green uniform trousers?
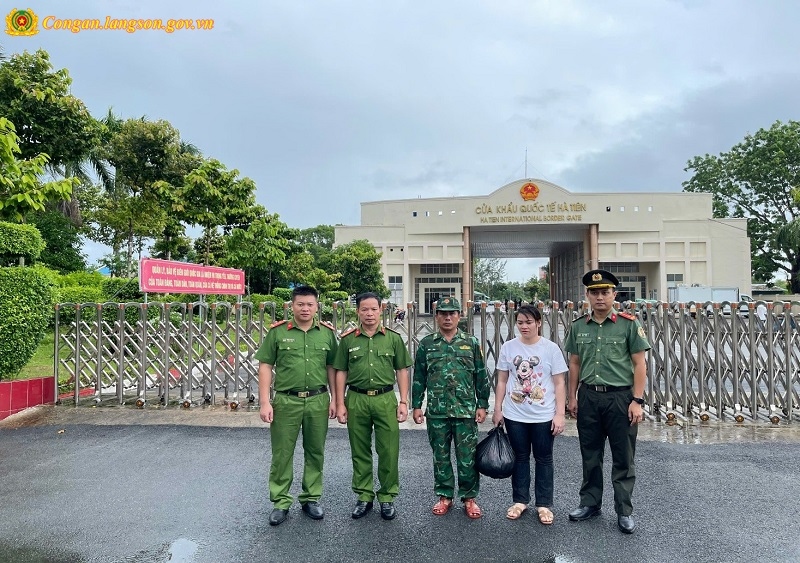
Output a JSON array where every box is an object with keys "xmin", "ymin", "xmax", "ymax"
[
  {"xmin": 269, "ymin": 392, "xmax": 330, "ymax": 509},
  {"xmin": 576, "ymin": 386, "xmax": 637, "ymax": 515},
  {"xmin": 345, "ymin": 391, "xmax": 400, "ymax": 502},
  {"xmin": 426, "ymin": 417, "xmax": 479, "ymax": 500}
]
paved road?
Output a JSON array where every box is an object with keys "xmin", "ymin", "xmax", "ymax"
[{"xmin": 1, "ymin": 406, "xmax": 800, "ymax": 563}]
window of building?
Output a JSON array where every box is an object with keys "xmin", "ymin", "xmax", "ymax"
[
  {"xmin": 388, "ymin": 276, "xmax": 403, "ymax": 284},
  {"xmin": 420, "ymin": 264, "xmax": 460, "ymax": 274},
  {"xmin": 412, "ymin": 211, "xmax": 418, "ymax": 217},
  {"xmin": 666, "ymin": 274, "xmax": 683, "ymax": 282},
  {"xmin": 620, "ymin": 206, "xmax": 625, "ymax": 212},
  {"xmin": 599, "ymin": 262, "xmax": 640, "ymax": 273}
]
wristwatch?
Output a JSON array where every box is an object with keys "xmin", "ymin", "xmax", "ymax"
[{"xmin": 632, "ymin": 396, "xmax": 645, "ymax": 405}]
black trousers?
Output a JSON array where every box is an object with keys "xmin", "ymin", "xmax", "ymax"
[{"xmin": 576, "ymin": 385, "xmax": 637, "ymax": 515}]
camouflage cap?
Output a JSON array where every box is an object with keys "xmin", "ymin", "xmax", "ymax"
[{"xmin": 436, "ymin": 296, "xmax": 461, "ymax": 312}]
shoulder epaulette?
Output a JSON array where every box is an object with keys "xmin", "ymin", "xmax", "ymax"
[
  {"xmin": 572, "ymin": 314, "xmax": 588, "ymax": 323},
  {"xmin": 618, "ymin": 312, "xmax": 636, "ymax": 321},
  {"xmin": 320, "ymin": 320, "xmax": 336, "ymax": 330},
  {"xmin": 340, "ymin": 327, "xmax": 357, "ymax": 338},
  {"xmin": 384, "ymin": 325, "xmax": 401, "ymax": 335},
  {"xmin": 270, "ymin": 319, "xmax": 287, "ymax": 329}
]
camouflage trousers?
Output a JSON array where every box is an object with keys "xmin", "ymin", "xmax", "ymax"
[{"xmin": 426, "ymin": 417, "xmax": 479, "ymax": 500}]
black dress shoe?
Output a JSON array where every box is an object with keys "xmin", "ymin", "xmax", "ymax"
[
  {"xmin": 618, "ymin": 514, "xmax": 636, "ymax": 534},
  {"xmin": 380, "ymin": 502, "xmax": 396, "ymax": 520},
  {"xmin": 269, "ymin": 508, "xmax": 288, "ymax": 526},
  {"xmin": 568, "ymin": 505, "xmax": 601, "ymax": 521},
  {"xmin": 301, "ymin": 501, "xmax": 324, "ymax": 520},
  {"xmin": 351, "ymin": 500, "xmax": 373, "ymax": 519}
]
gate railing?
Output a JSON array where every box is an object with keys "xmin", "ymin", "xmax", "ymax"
[{"xmin": 54, "ymin": 299, "xmax": 799, "ymax": 424}]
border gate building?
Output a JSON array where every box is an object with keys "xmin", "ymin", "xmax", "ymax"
[{"xmin": 333, "ymin": 179, "xmax": 751, "ymax": 313}]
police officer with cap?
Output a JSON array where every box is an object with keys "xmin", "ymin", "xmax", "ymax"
[{"xmin": 563, "ymin": 269, "xmax": 650, "ymax": 534}]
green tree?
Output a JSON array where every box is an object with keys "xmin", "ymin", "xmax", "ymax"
[
  {"xmin": 151, "ymin": 233, "xmax": 196, "ymax": 262},
  {"xmin": 90, "ymin": 118, "xmax": 198, "ymax": 274},
  {"xmin": 683, "ymin": 120, "xmax": 800, "ymax": 290},
  {"xmin": 192, "ymin": 228, "xmax": 225, "ymax": 266},
  {"xmin": 27, "ymin": 209, "xmax": 86, "ymax": 272},
  {"xmin": 297, "ymin": 224, "xmax": 335, "ymax": 268},
  {"xmin": 0, "ymin": 117, "xmax": 77, "ymax": 224},
  {"xmin": 472, "ymin": 258, "xmax": 507, "ymax": 299},
  {"xmin": 224, "ymin": 211, "xmax": 294, "ymax": 293},
  {"xmin": 0, "ymin": 49, "xmax": 100, "ymax": 167},
  {"xmin": 331, "ymin": 239, "xmax": 388, "ymax": 297},
  {"xmin": 167, "ymin": 158, "xmax": 257, "ymax": 265},
  {"xmin": 286, "ymin": 251, "xmax": 341, "ymax": 295},
  {"xmin": 524, "ymin": 275, "xmax": 550, "ymax": 301}
]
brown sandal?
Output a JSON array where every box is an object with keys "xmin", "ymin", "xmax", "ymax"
[
  {"xmin": 506, "ymin": 503, "xmax": 528, "ymax": 520},
  {"xmin": 432, "ymin": 497, "xmax": 453, "ymax": 515},
  {"xmin": 536, "ymin": 506, "xmax": 554, "ymax": 525},
  {"xmin": 464, "ymin": 498, "xmax": 482, "ymax": 519}
]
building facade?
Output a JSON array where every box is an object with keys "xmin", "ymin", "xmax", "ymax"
[{"xmin": 334, "ymin": 179, "xmax": 751, "ymax": 313}]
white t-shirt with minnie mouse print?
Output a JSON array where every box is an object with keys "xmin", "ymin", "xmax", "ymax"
[{"xmin": 496, "ymin": 337, "xmax": 568, "ymax": 423}]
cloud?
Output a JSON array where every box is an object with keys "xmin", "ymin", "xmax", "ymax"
[{"xmin": 5, "ymin": 0, "xmax": 800, "ymax": 266}]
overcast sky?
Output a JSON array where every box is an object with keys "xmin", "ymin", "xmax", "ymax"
[{"xmin": 5, "ymin": 0, "xmax": 800, "ymax": 281}]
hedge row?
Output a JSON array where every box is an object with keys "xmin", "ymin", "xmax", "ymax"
[
  {"xmin": 0, "ymin": 266, "xmax": 55, "ymax": 378},
  {"xmin": 0, "ymin": 222, "xmax": 45, "ymax": 265}
]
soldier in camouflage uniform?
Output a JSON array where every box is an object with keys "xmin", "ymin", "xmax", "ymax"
[{"xmin": 412, "ymin": 296, "xmax": 490, "ymax": 519}]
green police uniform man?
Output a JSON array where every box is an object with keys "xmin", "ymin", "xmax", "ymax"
[
  {"xmin": 563, "ymin": 269, "xmax": 650, "ymax": 534},
  {"xmin": 255, "ymin": 285, "xmax": 338, "ymax": 527},
  {"xmin": 334, "ymin": 292, "xmax": 412, "ymax": 521},
  {"xmin": 412, "ymin": 296, "xmax": 490, "ymax": 519}
]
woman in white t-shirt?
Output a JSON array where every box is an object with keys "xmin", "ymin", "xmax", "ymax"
[{"xmin": 492, "ymin": 304, "xmax": 567, "ymax": 525}]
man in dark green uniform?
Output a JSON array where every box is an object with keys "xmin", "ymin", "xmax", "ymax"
[
  {"xmin": 564, "ymin": 270, "xmax": 650, "ymax": 534},
  {"xmin": 334, "ymin": 292, "xmax": 412, "ymax": 521},
  {"xmin": 256, "ymin": 285, "xmax": 338, "ymax": 527},
  {"xmin": 412, "ymin": 296, "xmax": 490, "ymax": 519}
]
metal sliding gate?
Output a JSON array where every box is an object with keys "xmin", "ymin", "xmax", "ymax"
[{"xmin": 55, "ymin": 300, "xmax": 799, "ymax": 424}]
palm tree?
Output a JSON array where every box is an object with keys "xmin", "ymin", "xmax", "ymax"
[{"xmin": 49, "ymin": 108, "xmax": 123, "ymax": 226}]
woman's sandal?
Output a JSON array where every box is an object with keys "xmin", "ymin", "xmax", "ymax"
[
  {"xmin": 506, "ymin": 503, "xmax": 528, "ymax": 520},
  {"xmin": 463, "ymin": 498, "xmax": 482, "ymax": 519},
  {"xmin": 432, "ymin": 497, "xmax": 453, "ymax": 515},
  {"xmin": 536, "ymin": 506, "xmax": 554, "ymax": 525}
]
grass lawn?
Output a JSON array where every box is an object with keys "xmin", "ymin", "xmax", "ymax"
[{"xmin": 10, "ymin": 332, "xmax": 58, "ymax": 381}]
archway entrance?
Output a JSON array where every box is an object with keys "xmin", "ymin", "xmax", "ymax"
[{"xmin": 467, "ymin": 224, "xmax": 593, "ymax": 304}]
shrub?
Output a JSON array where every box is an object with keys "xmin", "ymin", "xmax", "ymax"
[
  {"xmin": 273, "ymin": 288, "xmax": 292, "ymax": 302},
  {"xmin": 55, "ymin": 286, "xmax": 105, "ymax": 326},
  {"xmin": 247, "ymin": 293, "xmax": 279, "ymax": 316},
  {"xmin": 0, "ymin": 221, "xmax": 45, "ymax": 265},
  {"xmin": 0, "ymin": 266, "xmax": 56, "ymax": 379},
  {"xmin": 325, "ymin": 290, "xmax": 349, "ymax": 302},
  {"xmin": 60, "ymin": 271, "xmax": 105, "ymax": 288},
  {"xmin": 101, "ymin": 277, "xmax": 143, "ymax": 301},
  {"xmin": 29, "ymin": 264, "xmax": 62, "ymax": 287}
]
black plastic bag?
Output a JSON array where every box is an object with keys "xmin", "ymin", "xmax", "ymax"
[{"xmin": 475, "ymin": 425, "xmax": 515, "ymax": 479}]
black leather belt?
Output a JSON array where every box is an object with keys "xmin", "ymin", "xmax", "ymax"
[
  {"xmin": 276, "ymin": 386, "xmax": 328, "ymax": 398},
  {"xmin": 583, "ymin": 384, "xmax": 631, "ymax": 393},
  {"xmin": 348, "ymin": 384, "xmax": 394, "ymax": 396}
]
